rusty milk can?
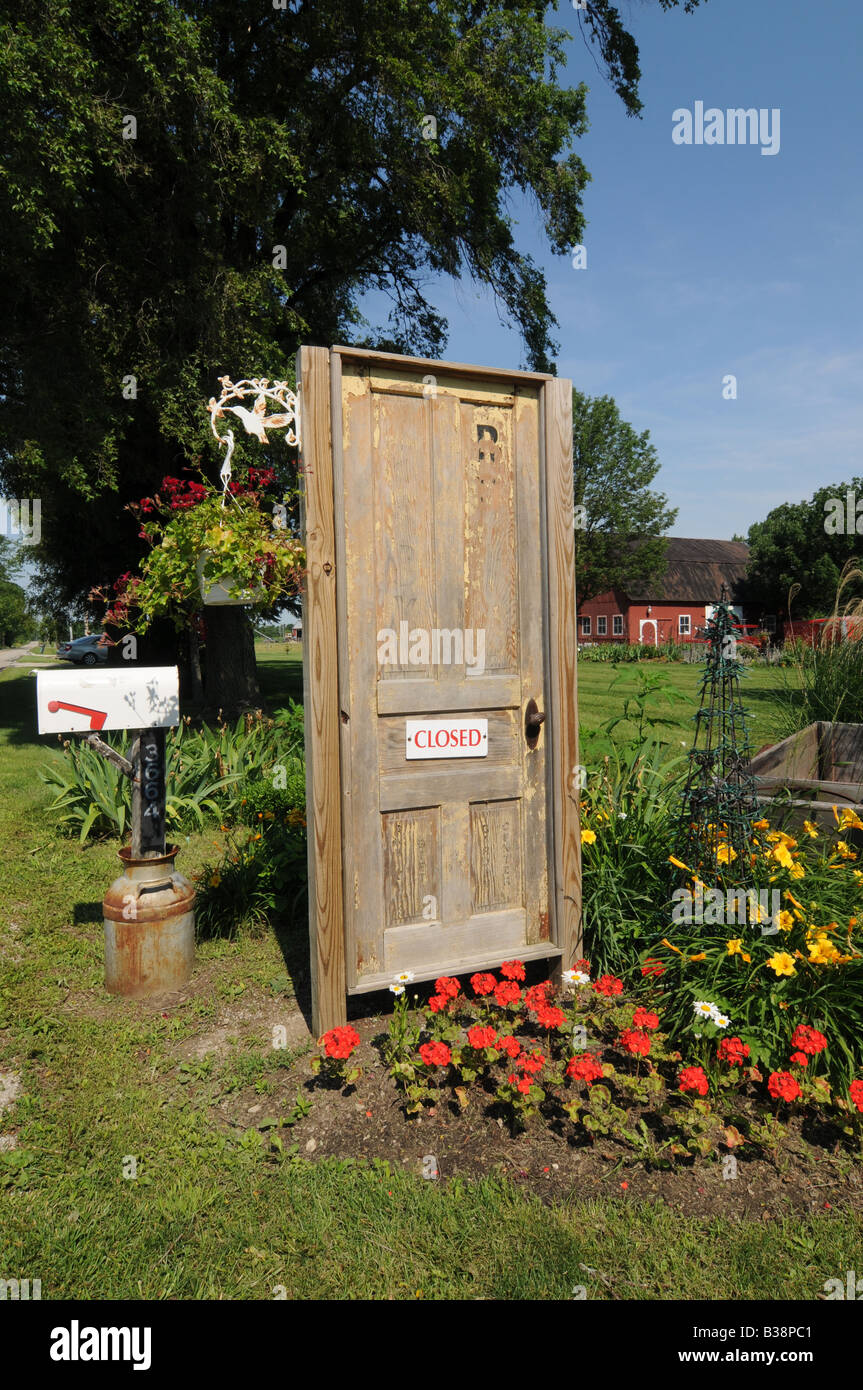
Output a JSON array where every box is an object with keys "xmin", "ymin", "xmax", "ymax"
[{"xmin": 103, "ymin": 845, "xmax": 195, "ymax": 996}]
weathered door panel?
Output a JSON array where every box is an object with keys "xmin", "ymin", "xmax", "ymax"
[{"xmin": 300, "ymin": 346, "xmax": 579, "ymax": 1029}]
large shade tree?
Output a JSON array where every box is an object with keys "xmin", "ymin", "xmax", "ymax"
[
  {"xmin": 572, "ymin": 388, "xmax": 677, "ymax": 604},
  {"xmin": 0, "ymin": 0, "xmax": 708, "ymax": 712},
  {"xmin": 740, "ymin": 478, "xmax": 863, "ymax": 621}
]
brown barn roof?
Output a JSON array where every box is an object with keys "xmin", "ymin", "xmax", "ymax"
[{"xmin": 626, "ymin": 538, "xmax": 749, "ymax": 603}]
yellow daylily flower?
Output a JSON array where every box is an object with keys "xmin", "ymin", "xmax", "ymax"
[
  {"xmin": 839, "ymin": 807, "xmax": 863, "ymax": 831},
  {"xmin": 773, "ymin": 844, "xmax": 794, "ymax": 869},
  {"xmin": 716, "ymin": 844, "xmax": 737, "ymax": 864},
  {"xmin": 766, "ymin": 951, "xmax": 796, "ymax": 977},
  {"xmin": 802, "ymin": 820, "xmax": 819, "ymax": 838},
  {"xmin": 788, "ymin": 862, "xmax": 806, "ymax": 879},
  {"xmin": 726, "ymin": 938, "xmax": 743, "ymax": 956},
  {"xmin": 689, "ymin": 952, "xmax": 707, "ymax": 962},
  {"xmin": 668, "ymin": 855, "xmax": 691, "ymax": 872},
  {"xmin": 661, "ymin": 937, "xmax": 683, "ymax": 955},
  {"xmin": 581, "ymin": 828, "xmax": 597, "ymax": 845},
  {"xmin": 777, "ymin": 910, "xmax": 794, "ymax": 931},
  {"xmin": 741, "ymin": 952, "xmax": 752, "ymax": 963}
]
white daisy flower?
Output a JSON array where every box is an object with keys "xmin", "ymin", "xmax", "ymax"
[
  {"xmin": 693, "ymin": 1000, "xmax": 716, "ymax": 1020},
  {"xmin": 562, "ymin": 968, "xmax": 578, "ymax": 984},
  {"xmin": 574, "ymin": 970, "xmax": 591, "ymax": 985},
  {"xmin": 393, "ymin": 970, "xmax": 415, "ymax": 984},
  {"xmin": 618, "ymin": 812, "xmax": 627, "ymax": 820},
  {"xmin": 713, "ymin": 1013, "xmax": 731, "ymax": 1029},
  {"xmin": 389, "ymin": 983, "xmax": 405, "ymax": 996}
]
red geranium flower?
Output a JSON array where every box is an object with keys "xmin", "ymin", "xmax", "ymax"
[
  {"xmin": 516, "ymin": 1049, "xmax": 545, "ymax": 1076},
  {"xmin": 427, "ymin": 994, "xmax": 447, "ymax": 1013},
  {"xmin": 790, "ymin": 1024, "xmax": 827, "ymax": 1056},
  {"xmin": 789, "ymin": 1051, "xmax": 809, "ymax": 1068},
  {"xmin": 320, "ymin": 1025, "xmax": 361, "ymax": 1060},
  {"xmin": 620, "ymin": 1028, "xmax": 651, "ymax": 1057},
  {"xmin": 466, "ymin": 1025, "xmax": 497, "ymax": 1050},
  {"xmin": 495, "ymin": 1034, "xmax": 521, "ymax": 1059},
  {"xmin": 593, "ymin": 974, "xmax": 623, "ymax": 997},
  {"xmin": 500, "ymin": 960, "xmax": 526, "ymax": 981},
  {"xmin": 494, "ymin": 980, "xmax": 521, "ymax": 1007},
  {"xmin": 768, "ymin": 1070, "xmax": 801, "ymax": 1102},
  {"xmin": 435, "ymin": 976, "xmax": 461, "ymax": 999},
  {"xmin": 419, "ymin": 1041, "xmax": 452, "ymax": 1068},
  {"xmin": 573, "ymin": 958, "xmax": 591, "ymax": 973},
  {"xmin": 534, "ymin": 1003, "xmax": 566, "ymax": 1030},
  {"xmin": 849, "ymin": 1080, "xmax": 863, "ymax": 1113},
  {"xmin": 470, "ymin": 972, "xmax": 497, "ymax": 997},
  {"xmin": 640, "ymin": 960, "xmax": 665, "ymax": 978},
  {"xmin": 524, "ymin": 981, "xmax": 552, "ymax": 1011},
  {"xmin": 516, "ymin": 1076, "xmax": 532, "ymax": 1094},
  {"xmin": 632, "ymin": 1007, "xmax": 659, "ymax": 1030},
  {"xmin": 566, "ymin": 1054, "xmax": 604, "ymax": 1084},
  {"xmin": 679, "ymin": 1066, "xmax": 709, "ymax": 1096},
  {"xmin": 717, "ymin": 1036, "xmax": 750, "ymax": 1065}
]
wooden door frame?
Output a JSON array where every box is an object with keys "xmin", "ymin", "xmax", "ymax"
[{"xmin": 299, "ymin": 345, "xmax": 581, "ymax": 1034}]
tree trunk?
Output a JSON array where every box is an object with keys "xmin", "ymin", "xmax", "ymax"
[{"xmin": 201, "ymin": 606, "xmax": 264, "ymax": 719}]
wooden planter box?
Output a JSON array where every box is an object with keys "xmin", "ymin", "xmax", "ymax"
[{"xmin": 746, "ymin": 721, "xmax": 863, "ymax": 837}]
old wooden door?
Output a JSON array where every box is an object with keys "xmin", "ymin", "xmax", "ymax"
[{"xmin": 299, "ymin": 346, "xmax": 580, "ymax": 1032}]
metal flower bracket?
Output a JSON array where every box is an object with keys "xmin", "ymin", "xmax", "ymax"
[
  {"xmin": 207, "ymin": 375, "xmax": 301, "ymax": 509},
  {"xmin": 200, "ymin": 375, "xmax": 301, "ymax": 605}
]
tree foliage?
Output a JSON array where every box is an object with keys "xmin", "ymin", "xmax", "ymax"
[
  {"xmin": 572, "ymin": 387, "xmax": 677, "ymax": 603},
  {"xmin": 741, "ymin": 480, "xmax": 863, "ymax": 619},
  {"xmin": 0, "ymin": 0, "xmax": 708, "ymax": 637}
]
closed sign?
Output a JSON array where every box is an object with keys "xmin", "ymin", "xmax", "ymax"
[
  {"xmin": 37, "ymin": 667, "xmax": 180, "ymax": 734},
  {"xmin": 405, "ymin": 718, "xmax": 488, "ymax": 759}
]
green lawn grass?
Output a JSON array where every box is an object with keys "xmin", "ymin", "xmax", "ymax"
[{"xmin": 1, "ymin": 652, "xmax": 859, "ymax": 1301}]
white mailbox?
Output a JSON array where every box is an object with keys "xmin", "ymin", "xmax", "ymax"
[{"xmin": 37, "ymin": 667, "xmax": 180, "ymax": 734}]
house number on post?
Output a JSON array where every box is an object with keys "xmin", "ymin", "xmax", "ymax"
[{"xmin": 138, "ymin": 728, "xmax": 166, "ymax": 856}]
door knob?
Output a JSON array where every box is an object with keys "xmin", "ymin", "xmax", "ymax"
[{"xmin": 524, "ymin": 697, "xmax": 546, "ymax": 749}]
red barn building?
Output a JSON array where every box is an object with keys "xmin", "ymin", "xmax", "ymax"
[{"xmin": 577, "ymin": 538, "xmax": 751, "ymax": 646}]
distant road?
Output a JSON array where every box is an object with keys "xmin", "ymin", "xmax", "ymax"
[{"xmin": 0, "ymin": 641, "xmax": 39, "ymax": 672}]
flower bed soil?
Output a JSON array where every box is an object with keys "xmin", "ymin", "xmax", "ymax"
[{"xmin": 213, "ymin": 1008, "xmax": 863, "ymax": 1222}]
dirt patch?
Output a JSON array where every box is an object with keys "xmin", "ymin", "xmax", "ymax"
[
  {"xmin": 0, "ymin": 1069, "xmax": 21, "ymax": 1151},
  {"xmin": 209, "ymin": 1013, "xmax": 863, "ymax": 1219},
  {"xmin": 179, "ymin": 1000, "xmax": 311, "ymax": 1062}
]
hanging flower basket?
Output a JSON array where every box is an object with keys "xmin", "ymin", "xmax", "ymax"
[{"xmin": 196, "ymin": 551, "xmax": 267, "ymax": 607}]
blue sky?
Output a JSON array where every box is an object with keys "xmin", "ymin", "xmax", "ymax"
[{"xmin": 361, "ymin": 0, "xmax": 863, "ymax": 541}]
